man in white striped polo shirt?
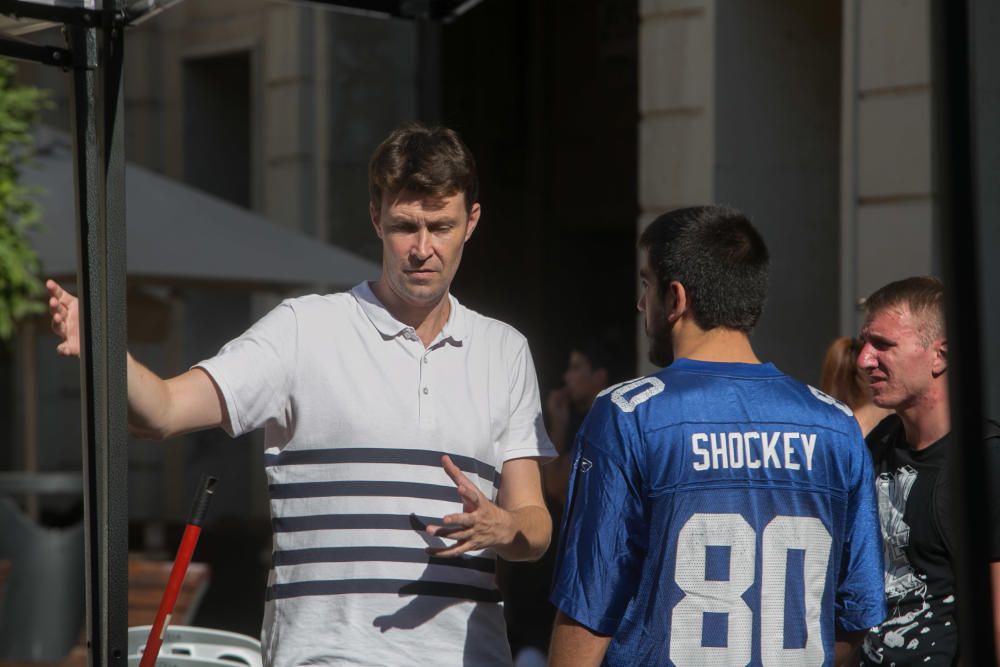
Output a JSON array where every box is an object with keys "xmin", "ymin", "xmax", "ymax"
[{"xmin": 47, "ymin": 123, "xmax": 556, "ymax": 666}]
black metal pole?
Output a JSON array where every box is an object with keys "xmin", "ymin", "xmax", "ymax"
[
  {"xmin": 68, "ymin": 8, "xmax": 128, "ymax": 665},
  {"xmin": 68, "ymin": 23, "xmax": 104, "ymax": 666},
  {"xmin": 0, "ymin": 37, "xmax": 72, "ymax": 68},
  {"xmin": 931, "ymin": 0, "xmax": 996, "ymax": 663},
  {"xmin": 98, "ymin": 2, "xmax": 129, "ymax": 664}
]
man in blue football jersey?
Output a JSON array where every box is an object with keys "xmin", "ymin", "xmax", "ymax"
[{"xmin": 549, "ymin": 205, "xmax": 886, "ymax": 666}]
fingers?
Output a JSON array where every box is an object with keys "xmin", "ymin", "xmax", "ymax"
[
  {"xmin": 50, "ymin": 298, "xmax": 67, "ymax": 320},
  {"xmin": 456, "ymin": 482, "xmax": 480, "ymax": 509},
  {"xmin": 426, "ymin": 525, "xmax": 473, "ymax": 542},
  {"xmin": 46, "ymin": 279, "xmax": 77, "ymax": 311},
  {"xmin": 50, "ymin": 301, "xmax": 66, "ymax": 336},
  {"xmin": 442, "ymin": 511, "xmax": 474, "ymax": 527},
  {"xmin": 46, "ymin": 279, "xmax": 81, "ymax": 357},
  {"xmin": 441, "ymin": 455, "xmax": 468, "ymax": 486},
  {"xmin": 425, "ymin": 509, "xmax": 473, "ymax": 539},
  {"xmin": 426, "ymin": 541, "xmax": 477, "ymax": 558},
  {"xmin": 46, "ymin": 279, "xmax": 71, "ymax": 307},
  {"xmin": 429, "ymin": 458, "xmax": 496, "ymax": 559},
  {"xmin": 47, "ymin": 280, "xmax": 71, "ymax": 332},
  {"xmin": 424, "ymin": 518, "xmax": 477, "ymax": 558},
  {"xmin": 441, "ymin": 455, "xmax": 481, "ymax": 507},
  {"xmin": 49, "ymin": 296, "xmax": 69, "ymax": 337}
]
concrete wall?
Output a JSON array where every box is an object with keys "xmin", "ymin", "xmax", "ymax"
[
  {"xmin": 125, "ymin": 0, "xmax": 416, "ymax": 256},
  {"xmin": 637, "ymin": 0, "xmax": 715, "ymax": 374},
  {"xmin": 639, "ymin": 0, "xmax": 841, "ymax": 382},
  {"xmin": 841, "ymin": 0, "xmax": 935, "ymax": 334},
  {"xmin": 714, "ymin": 0, "xmax": 841, "ymax": 383},
  {"xmin": 639, "ymin": 0, "xmax": 944, "ymax": 381}
]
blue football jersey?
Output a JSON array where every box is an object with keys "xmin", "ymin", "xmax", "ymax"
[{"xmin": 551, "ymin": 359, "xmax": 886, "ymax": 666}]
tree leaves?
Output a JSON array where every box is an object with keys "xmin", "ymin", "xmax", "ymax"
[{"xmin": 0, "ymin": 58, "xmax": 49, "ymax": 342}]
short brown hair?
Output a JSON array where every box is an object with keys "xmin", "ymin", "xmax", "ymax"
[
  {"xmin": 863, "ymin": 275, "xmax": 945, "ymax": 345},
  {"xmin": 819, "ymin": 337, "xmax": 869, "ymax": 409},
  {"xmin": 368, "ymin": 123, "xmax": 478, "ymax": 212}
]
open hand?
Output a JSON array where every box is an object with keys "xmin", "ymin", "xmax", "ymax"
[
  {"xmin": 425, "ymin": 455, "xmax": 513, "ymax": 558},
  {"xmin": 46, "ymin": 279, "xmax": 80, "ymax": 357}
]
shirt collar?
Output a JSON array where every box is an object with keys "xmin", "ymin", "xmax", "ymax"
[
  {"xmin": 351, "ymin": 281, "xmax": 468, "ymax": 343},
  {"xmin": 668, "ymin": 357, "xmax": 782, "ymax": 377}
]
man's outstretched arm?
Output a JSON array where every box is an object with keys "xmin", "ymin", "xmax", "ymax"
[
  {"xmin": 48, "ymin": 279, "xmax": 225, "ymax": 439},
  {"xmin": 549, "ymin": 611, "xmax": 611, "ymax": 667}
]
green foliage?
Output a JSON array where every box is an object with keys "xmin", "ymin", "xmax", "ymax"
[{"xmin": 0, "ymin": 58, "xmax": 48, "ymax": 341}]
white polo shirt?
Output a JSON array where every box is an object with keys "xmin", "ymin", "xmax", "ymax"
[{"xmin": 196, "ymin": 282, "xmax": 555, "ymax": 667}]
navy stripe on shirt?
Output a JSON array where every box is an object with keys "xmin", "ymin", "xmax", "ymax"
[
  {"xmin": 273, "ymin": 546, "xmax": 495, "ymax": 573},
  {"xmin": 266, "ymin": 579, "xmax": 502, "ymax": 603},
  {"xmin": 264, "ymin": 447, "xmax": 500, "ymax": 488},
  {"xmin": 269, "ymin": 480, "xmax": 461, "ymax": 502},
  {"xmin": 273, "ymin": 513, "xmax": 440, "ymax": 533}
]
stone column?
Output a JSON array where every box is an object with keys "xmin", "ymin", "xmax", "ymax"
[
  {"xmin": 842, "ymin": 0, "xmax": 934, "ymax": 333},
  {"xmin": 637, "ymin": 0, "xmax": 715, "ymax": 373}
]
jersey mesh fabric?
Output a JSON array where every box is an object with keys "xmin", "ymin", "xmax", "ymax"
[{"xmin": 551, "ymin": 359, "xmax": 886, "ymax": 666}]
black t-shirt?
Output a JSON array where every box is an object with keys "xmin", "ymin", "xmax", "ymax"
[{"xmin": 860, "ymin": 416, "xmax": 1000, "ymax": 666}]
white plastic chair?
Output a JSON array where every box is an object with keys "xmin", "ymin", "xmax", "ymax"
[
  {"xmin": 128, "ymin": 625, "xmax": 262, "ymax": 667},
  {"xmin": 127, "ymin": 657, "xmax": 247, "ymax": 667}
]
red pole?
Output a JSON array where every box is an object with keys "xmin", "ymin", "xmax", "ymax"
[{"xmin": 139, "ymin": 476, "xmax": 217, "ymax": 667}]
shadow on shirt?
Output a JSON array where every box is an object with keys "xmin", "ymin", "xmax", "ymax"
[{"xmin": 370, "ymin": 514, "xmax": 508, "ymax": 664}]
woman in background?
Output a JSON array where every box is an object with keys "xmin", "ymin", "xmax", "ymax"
[{"xmin": 820, "ymin": 336, "xmax": 892, "ymax": 436}]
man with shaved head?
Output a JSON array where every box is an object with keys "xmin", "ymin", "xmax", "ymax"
[{"xmin": 858, "ymin": 276, "xmax": 1000, "ymax": 665}]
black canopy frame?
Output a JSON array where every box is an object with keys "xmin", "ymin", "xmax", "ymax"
[
  {"xmin": 294, "ymin": 0, "xmax": 484, "ymax": 21},
  {"xmin": 0, "ymin": 2, "xmax": 129, "ymax": 664},
  {"xmin": 0, "ymin": 0, "xmax": 994, "ymax": 664}
]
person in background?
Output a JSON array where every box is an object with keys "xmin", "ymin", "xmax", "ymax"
[
  {"xmin": 543, "ymin": 334, "xmax": 625, "ymax": 508},
  {"xmin": 820, "ymin": 336, "xmax": 891, "ymax": 436},
  {"xmin": 504, "ymin": 334, "xmax": 627, "ymax": 667}
]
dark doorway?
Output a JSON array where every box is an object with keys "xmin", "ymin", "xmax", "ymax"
[
  {"xmin": 183, "ymin": 52, "xmax": 252, "ymax": 208},
  {"xmin": 179, "ymin": 50, "xmax": 264, "ymax": 637},
  {"xmin": 441, "ymin": 0, "xmax": 639, "ymax": 390}
]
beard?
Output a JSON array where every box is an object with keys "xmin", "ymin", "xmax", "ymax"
[{"xmin": 646, "ymin": 308, "xmax": 674, "ymax": 367}]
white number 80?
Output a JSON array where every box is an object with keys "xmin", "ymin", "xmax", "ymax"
[{"xmin": 669, "ymin": 513, "xmax": 832, "ymax": 666}]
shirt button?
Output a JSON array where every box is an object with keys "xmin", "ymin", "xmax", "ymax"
[
  {"xmin": 423, "ymin": 357, "xmax": 429, "ymax": 364},
  {"xmin": 423, "ymin": 387, "xmax": 429, "ymax": 395}
]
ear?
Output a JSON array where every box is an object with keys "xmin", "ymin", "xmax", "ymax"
[
  {"xmin": 464, "ymin": 202, "xmax": 481, "ymax": 241},
  {"xmin": 370, "ymin": 200, "xmax": 383, "ymax": 239},
  {"xmin": 932, "ymin": 337, "xmax": 948, "ymax": 376},
  {"xmin": 593, "ymin": 367, "xmax": 609, "ymax": 389},
  {"xmin": 665, "ymin": 281, "xmax": 688, "ymax": 323}
]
